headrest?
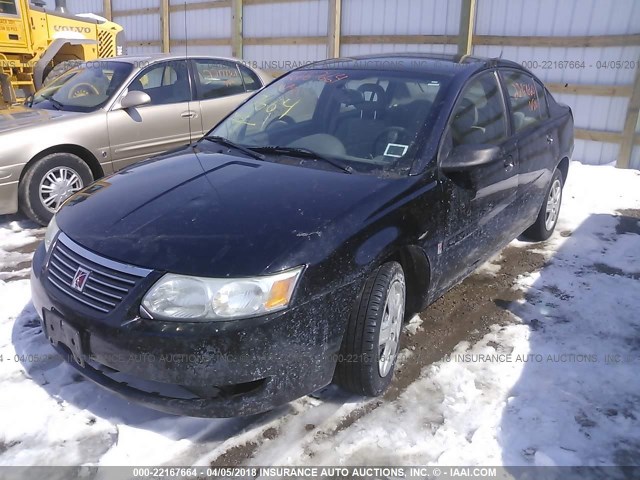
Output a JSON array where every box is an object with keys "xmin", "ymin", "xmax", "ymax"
[
  {"xmin": 356, "ymin": 83, "xmax": 386, "ymax": 112},
  {"xmin": 333, "ymin": 88, "xmax": 364, "ymax": 106}
]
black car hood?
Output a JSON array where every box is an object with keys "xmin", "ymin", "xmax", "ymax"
[{"xmin": 56, "ymin": 148, "xmax": 394, "ymax": 277}]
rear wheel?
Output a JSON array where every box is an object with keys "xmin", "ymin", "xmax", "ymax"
[
  {"xmin": 19, "ymin": 153, "xmax": 93, "ymax": 225},
  {"xmin": 334, "ymin": 262, "xmax": 406, "ymax": 396},
  {"xmin": 523, "ymin": 168, "xmax": 564, "ymax": 241}
]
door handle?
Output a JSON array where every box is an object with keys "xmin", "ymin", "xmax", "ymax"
[
  {"xmin": 504, "ymin": 156, "xmax": 514, "ymax": 172},
  {"xmin": 181, "ymin": 111, "xmax": 197, "ymax": 118},
  {"xmin": 546, "ymin": 134, "xmax": 554, "ymax": 144}
]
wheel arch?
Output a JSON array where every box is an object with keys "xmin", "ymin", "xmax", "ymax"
[
  {"xmin": 557, "ymin": 156, "xmax": 569, "ymax": 185},
  {"xmin": 20, "ymin": 144, "xmax": 104, "ymax": 184},
  {"xmin": 383, "ymin": 244, "xmax": 432, "ymax": 319}
]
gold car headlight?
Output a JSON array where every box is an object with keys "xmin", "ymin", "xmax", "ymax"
[{"xmin": 44, "ymin": 216, "xmax": 60, "ymax": 252}]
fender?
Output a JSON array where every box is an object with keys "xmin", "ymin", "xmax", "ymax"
[{"xmin": 34, "ymin": 38, "xmax": 97, "ymax": 89}]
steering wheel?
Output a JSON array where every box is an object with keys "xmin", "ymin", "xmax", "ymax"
[
  {"xmin": 266, "ymin": 115, "xmax": 296, "ymax": 131},
  {"xmin": 373, "ymin": 126, "xmax": 409, "ymax": 158},
  {"xmin": 69, "ymin": 83, "xmax": 100, "ymax": 98}
]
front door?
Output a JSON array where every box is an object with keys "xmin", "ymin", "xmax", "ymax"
[
  {"xmin": 436, "ymin": 70, "xmax": 519, "ymax": 292},
  {"xmin": 106, "ymin": 60, "xmax": 196, "ymax": 171}
]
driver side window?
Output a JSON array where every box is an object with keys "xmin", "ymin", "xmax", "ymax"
[
  {"xmin": 129, "ymin": 61, "xmax": 191, "ymax": 106},
  {"xmin": 450, "ymin": 72, "xmax": 507, "ymax": 148}
]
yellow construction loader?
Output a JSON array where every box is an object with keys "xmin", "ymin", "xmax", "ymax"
[{"xmin": 0, "ymin": 0, "xmax": 124, "ymax": 108}]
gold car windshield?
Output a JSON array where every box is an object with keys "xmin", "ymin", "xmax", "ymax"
[
  {"xmin": 210, "ymin": 69, "xmax": 449, "ymax": 174},
  {"xmin": 32, "ymin": 61, "xmax": 134, "ymax": 112}
]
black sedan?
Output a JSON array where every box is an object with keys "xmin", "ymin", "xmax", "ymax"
[{"xmin": 31, "ymin": 53, "xmax": 574, "ymax": 417}]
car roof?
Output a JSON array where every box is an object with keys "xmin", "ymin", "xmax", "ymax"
[
  {"xmin": 103, "ymin": 53, "xmax": 249, "ymax": 65},
  {"xmin": 300, "ymin": 53, "xmax": 524, "ymax": 77}
]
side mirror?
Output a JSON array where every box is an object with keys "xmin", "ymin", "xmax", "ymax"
[
  {"xmin": 120, "ymin": 90, "xmax": 151, "ymax": 109},
  {"xmin": 441, "ymin": 144, "xmax": 500, "ymax": 172}
]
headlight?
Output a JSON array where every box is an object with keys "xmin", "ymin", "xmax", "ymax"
[
  {"xmin": 44, "ymin": 216, "xmax": 59, "ymax": 251},
  {"xmin": 141, "ymin": 266, "xmax": 304, "ymax": 321}
]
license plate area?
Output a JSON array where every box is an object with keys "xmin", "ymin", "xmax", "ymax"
[{"xmin": 43, "ymin": 310, "xmax": 85, "ymax": 367}]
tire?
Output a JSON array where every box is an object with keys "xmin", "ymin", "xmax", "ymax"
[
  {"xmin": 43, "ymin": 60, "xmax": 82, "ymax": 87},
  {"xmin": 334, "ymin": 261, "xmax": 406, "ymax": 396},
  {"xmin": 523, "ymin": 168, "xmax": 564, "ymax": 241},
  {"xmin": 19, "ymin": 153, "xmax": 93, "ymax": 225}
]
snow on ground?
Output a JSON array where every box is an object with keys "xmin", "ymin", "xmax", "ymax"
[
  {"xmin": 0, "ymin": 220, "xmax": 43, "ymax": 281},
  {"xmin": 0, "ymin": 162, "xmax": 639, "ymax": 468}
]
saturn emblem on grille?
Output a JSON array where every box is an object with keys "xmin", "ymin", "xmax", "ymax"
[{"xmin": 71, "ymin": 268, "xmax": 91, "ymax": 292}]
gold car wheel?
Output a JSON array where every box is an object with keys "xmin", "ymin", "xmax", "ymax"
[{"xmin": 38, "ymin": 166, "xmax": 84, "ymax": 212}]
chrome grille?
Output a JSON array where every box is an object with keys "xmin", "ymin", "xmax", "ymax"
[{"xmin": 47, "ymin": 233, "xmax": 152, "ymax": 314}]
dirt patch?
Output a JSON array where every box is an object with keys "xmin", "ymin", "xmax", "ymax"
[
  {"xmin": 262, "ymin": 427, "xmax": 278, "ymax": 440},
  {"xmin": 389, "ymin": 246, "xmax": 545, "ymax": 396},
  {"xmin": 615, "ymin": 210, "xmax": 640, "ymax": 236},
  {"xmin": 325, "ymin": 245, "xmax": 547, "ymax": 437},
  {"xmin": 210, "ymin": 441, "xmax": 260, "ymax": 468},
  {"xmin": 0, "ymin": 440, "xmax": 21, "ymax": 454},
  {"xmin": 592, "ymin": 263, "xmax": 640, "ymax": 280}
]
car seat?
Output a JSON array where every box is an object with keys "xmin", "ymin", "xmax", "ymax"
[{"xmin": 335, "ymin": 83, "xmax": 389, "ymax": 157}]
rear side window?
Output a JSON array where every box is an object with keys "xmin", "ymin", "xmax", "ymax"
[
  {"xmin": 239, "ymin": 64, "xmax": 263, "ymax": 92},
  {"xmin": 194, "ymin": 60, "xmax": 245, "ymax": 100},
  {"xmin": 450, "ymin": 72, "xmax": 508, "ymax": 147},
  {"xmin": 501, "ymin": 70, "xmax": 548, "ymax": 132}
]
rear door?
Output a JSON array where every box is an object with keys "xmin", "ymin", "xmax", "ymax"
[
  {"xmin": 106, "ymin": 59, "xmax": 195, "ymax": 171},
  {"xmin": 190, "ymin": 59, "xmax": 262, "ymax": 133},
  {"xmin": 436, "ymin": 70, "xmax": 519, "ymax": 291},
  {"xmin": 499, "ymin": 69, "xmax": 559, "ymax": 227}
]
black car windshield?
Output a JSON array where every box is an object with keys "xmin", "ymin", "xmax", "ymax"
[
  {"xmin": 32, "ymin": 61, "xmax": 134, "ymax": 112},
  {"xmin": 209, "ymin": 68, "xmax": 450, "ymax": 175}
]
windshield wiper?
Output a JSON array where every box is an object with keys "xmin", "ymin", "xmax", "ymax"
[
  {"xmin": 253, "ymin": 146, "xmax": 353, "ymax": 174},
  {"xmin": 40, "ymin": 94, "xmax": 64, "ymax": 110},
  {"xmin": 201, "ymin": 136, "xmax": 266, "ymax": 161}
]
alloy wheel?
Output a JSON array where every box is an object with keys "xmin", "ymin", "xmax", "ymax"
[
  {"xmin": 545, "ymin": 178, "xmax": 562, "ymax": 231},
  {"xmin": 378, "ymin": 276, "xmax": 405, "ymax": 377},
  {"xmin": 38, "ymin": 166, "xmax": 84, "ymax": 213}
]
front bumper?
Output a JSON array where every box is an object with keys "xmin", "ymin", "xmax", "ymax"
[
  {"xmin": 0, "ymin": 180, "xmax": 19, "ymax": 216},
  {"xmin": 30, "ymin": 239, "xmax": 359, "ymax": 417}
]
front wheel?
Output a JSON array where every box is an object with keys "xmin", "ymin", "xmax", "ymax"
[
  {"xmin": 523, "ymin": 168, "xmax": 564, "ymax": 241},
  {"xmin": 334, "ymin": 262, "xmax": 406, "ymax": 396},
  {"xmin": 19, "ymin": 153, "xmax": 93, "ymax": 225}
]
